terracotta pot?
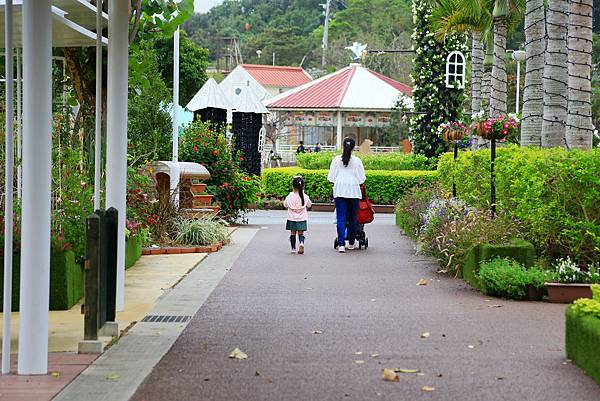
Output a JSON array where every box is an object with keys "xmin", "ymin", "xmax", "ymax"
[
  {"xmin": 191, "ymin": 183, "xmax": 207, "ymax": 194},
  {"xmin": 525, "ymin": 285, "xmax": 544, "ymax": 301},
  {"xmin": 545, "ymin": 283, "xmax": 593, "ymax": 303}
]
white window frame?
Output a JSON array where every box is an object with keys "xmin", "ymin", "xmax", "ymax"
[{"xmin": 445, "ymin": 51, "xmax": 466, "ymax": 89}]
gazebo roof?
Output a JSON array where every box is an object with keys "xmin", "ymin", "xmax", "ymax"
[
  {"xmin": 265, "ymin": 64, "xmax": 412, "ymax": 111},
  {"xmin": 232, "ymin": 85, "xmax": 269, "ymax": 114},
  {"xmin": 186, "ymin": 78, "xmax": 233, "ymax": 112},
  {"xmin": 0, "ymin": 1, "xmax": 108, "ymax": 47}
]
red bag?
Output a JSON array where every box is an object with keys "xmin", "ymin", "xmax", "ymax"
[{"xmin": 357, "ymin": 185, "xmax": 375, "ymax": 224}]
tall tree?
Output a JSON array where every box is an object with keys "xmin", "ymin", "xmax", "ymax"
[
  {"xmin": 541, "ymin": 0, "xmax": 569, "ymax": 148},
  {"xmin": 520, "ymin": 0, "xmax": 545, "ymax": 146},
  {"xmin": 566, "ymin": 0, "xmax": 594, "ymax": 149}
]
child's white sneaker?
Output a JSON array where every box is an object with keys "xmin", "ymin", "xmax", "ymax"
[
  {"xmin": 291, "ymin": 248, "xmax": 297, "ymax": 254},
  {"xmin": 298, "ymin": 243, "xmax": 305, "ymax": 254},
  {"xmin": 347, "ymin": 243, "xmax": 355, "ymax": 250},
  {"xmin": 338, "ymin": 246, "xmax": 346, "ymax": 253}
]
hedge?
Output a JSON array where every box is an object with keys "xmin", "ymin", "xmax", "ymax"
[
  {"xmin": 263, "ymin": 167, "xmax": 438, "ymax": 205},
  {"xmin": 0, "ymin": 250, "xmax": 84, "ymax": 311},
  {"xmin": 125, "ymin": 235, "xmax": 143, "ymax": 269},
  {"xmin": 438, "ymin": 147, "xmax": 600, "ymax": 265},
  {"xmin": 296, "ymin": 152, "xmax": 435, "ymax": 171},
  {"xmin": 566, "ymin": 306, "xmax": 600, "ymax": 385}
]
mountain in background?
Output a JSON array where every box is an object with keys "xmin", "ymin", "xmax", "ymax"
[{"xmin": 183, "ymin": 0, "xmax": 414, "ymax": 83}]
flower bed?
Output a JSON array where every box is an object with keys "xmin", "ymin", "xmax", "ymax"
[
  {"xmin": 263, "ymin": 168, "xmax": 438, "ymax": 205},
  {"xmin": 295, "ymin": 152, "xmax": 435, "ymax": 171}
]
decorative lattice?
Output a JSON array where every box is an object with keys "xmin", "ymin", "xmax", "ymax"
[{"xmin": 232, "ymin": 112, "xmax": 263, "ymax": 176}]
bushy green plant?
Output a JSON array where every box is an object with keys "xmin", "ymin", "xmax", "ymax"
[
  {"xmin": 395, "ymin": 184, "xmax": 439, "ymax": 239},
  {"xmin": 295, "ymin": 152, "xmax": 434, "ymax": 171},
  {"xmin": 173, "ymin": 217, "xmax": 228, "ymax": 246},
  {"xmin": 262, "ymin": 167, "xmax": 438, "ymax": 204},
  {"xmin": 572, "ymin": 285, "xmax": 600, "ymax": 318},
  {"xmin": 478, "ymin": 258, "xmax": 551, "ymax": 300},
  {"xmin": 438, "ymin": 147, "xmax": 600, "ymax": 265}
]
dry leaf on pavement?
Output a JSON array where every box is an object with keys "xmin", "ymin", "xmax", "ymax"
[
  {"xmin": 382, "ymin": 368, "xmax": 400, "ymax": 382},
  {"xmin": 229, "ymin": 348, "xmax": 248, "ymax": 359},
  {"xmin": 394, "ymin": 368, "xmax": 421, "ymax": 373},
  {"xmin": 355, "ymin": 360, "xmax": 365, "ymax": 365},
  {"xmin": 422, "ymin": 386, "xmax": 435, "ymax": 392},
  {"xmin": 421, "ymin": 332, "xmax": 430, "ymax": 338},
  {"xmin": 107, "ymin": 372, "xmax": 120, "ymax": 380},
  {"xmin": 371, "ymin": 353, "xmax": 380, "ymax": 358},
  {"xmin": 417, "ymin": 279, "xmax": 429, "ymax": 286},
  {"xmin": 312, "ymin": 330, "xmax": 324, "ymax": 334},
  {"xmin": 51, "ymin": 372, "xmax": 60, "ymax": 378}
]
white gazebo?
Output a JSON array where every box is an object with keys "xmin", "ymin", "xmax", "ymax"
[{"xmin": 1, "ymin": 0, "xmax": 130, "ymax": 376}]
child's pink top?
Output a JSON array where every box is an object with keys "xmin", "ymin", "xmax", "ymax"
[{"xmin": 284, "ymin": 191, "xmax": 312, "ymax": 221}]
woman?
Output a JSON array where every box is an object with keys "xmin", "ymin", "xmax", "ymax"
[{"xmin": 327, "ymin": 137, "xmax": 366, "ymax": 253}]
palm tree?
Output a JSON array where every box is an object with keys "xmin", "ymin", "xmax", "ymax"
[
  {"xmin": 541, "ymin": 0, "xmax": 569, "ymax": 148},
  {"xmin": 520, "ymin": 0, "xmax": 545, "ymax": 146},
  {"xmin": 566, "ymin": 0, "xmax": 594, "ymax": 149}
]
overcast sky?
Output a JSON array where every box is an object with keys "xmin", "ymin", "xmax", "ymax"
[{"xmin": 194, "ymin": 0, "xmax": 224, "ymax": 13}]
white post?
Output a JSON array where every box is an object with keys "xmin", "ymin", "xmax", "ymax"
[
  {"xmin": 516, "ymin": 60, "xmax": 521, "ymax": 115},
  {"xmin": 94, "ymin": 0, "xmax": 103, "ymax": 210},
  {"xmin": 16, "ymin": 48, "xmax": 22, "ymax": 199},
  {"xmin": 336, "ymin": 111, "xmax": 343, "ymax": 150},
  {"xmin": 172, "ymin": 27, "xmax": 180, "ymax": 163},
  {"xmin": 18, "ymin": 0, "xmax": 53, "ymax": 375},
  {"xmin": 321, "ymin": 0, "xmax": 331, "ymax": 68},
  {"xmin": 106, "ymin": 0, "xmax": 129, "ymax": 311},
  {"xmin": 2, "ymin": 0, "xmax": 14, "ymax": 375}
]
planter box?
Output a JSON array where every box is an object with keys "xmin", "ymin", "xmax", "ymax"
[
  {"xmin": 526, "ymin": 285, "xmax": 544, "ymax": 301},
  {"xmin": 566, "ymin": 306, "xmax": 600, "ymax": 385},
  {"xmin": 125, "ymin": 235, "xmax": 143, "ymax": 269},
  {"xmin": 546, "ymin": 283, "xmax": 593, "ymax": 304},
  {"xmin": 0, "ymin": 250, "xmax": 83, "ymax": 312}
]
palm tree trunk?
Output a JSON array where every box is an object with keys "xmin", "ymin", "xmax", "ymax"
[
  {"xmin": 542, "ymin": 0, "xmax": 569, "ymax": 148},
  {"xmin": 471, "ymin": 32, "xmax": 485, "ymax": 115},
  {"xmin": 566, "ymin": 0, "xmax": 594, "ymax": 149},
  {"xmin": 520, "ymin": 0, "xmax": 546, "ymax": 147},
  {"xmin": 489, "ymin": 17, "xmax": 508, "ymax": 118}
]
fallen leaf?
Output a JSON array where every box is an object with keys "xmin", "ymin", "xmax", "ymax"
[
  {"xmin": 312, "ymin": 330, "xmax": 324, "ymax": 334},
  {"xmin": 421, "ymin": 332, "xmax": 430, "ymax": 338},
  {"xmin": 417, "ymin": 372, "xmax": 426, "ymax": 376},
  {"xmin": 51, "ymin": 372, "xmax": 61, "ymax": 378},
  {"xmin": 107, "ymin": 372, "xmax": 120, "ymax": 380},
  {"xmin": 355, "ymin": 351, "xmax": 363, "ymax": 355},
  {"xmin": 467, "ymin": 345, "xmax": 475, "ymax": 349},
  {"xmin": 229, "ymin": 347, "xmax": 248, "ymax": 359},
  {"xmin": 417, "ymin": 279, "xmax": 428, "ymax": 286},
  {"xmin": 306, "ymin": 287, "xmax": 313, "ymax": 290},
  {"xmin": 355, "ymin": 360, "xmax": 365, "ymax": 365},
  {"xmin": 255, "ymin": 370, "xmax": 260, "ymax": 376},
  {"xmin": 422, "ymin": 386, "xmax": 435, "ymax": 392},
  {"xmin": 394, "ymin": 368, "xmax": 421, "ymax": 374},
  {"xmin": 487, "ymin": 304, "xmax": 503, "ymax": 308},
  {"xmin": 371, "ymin": 299, "xmax": 376, "ymax": 302},
  {"xmin": 371, "ymin": 353, "xmax": 380, "ymax": 358},
  {"xmin": 382, "ymin": 368, "xmax": 400, "ymax": 382}
]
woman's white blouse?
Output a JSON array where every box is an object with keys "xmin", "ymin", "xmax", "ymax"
[{"xmin": 327, "ymin": 155, "xmax": 366, "ymax": 199}]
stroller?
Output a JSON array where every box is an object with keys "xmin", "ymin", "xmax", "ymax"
[{"xmin": 333, "ymin": 184, "xmax": 375, "ymax": 250}]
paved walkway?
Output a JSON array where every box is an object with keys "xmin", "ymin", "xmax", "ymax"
[{"xmin": 131, "ymin": 213, "xmax": 599, "ymax": 401}]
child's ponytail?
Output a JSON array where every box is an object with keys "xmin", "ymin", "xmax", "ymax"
[{"xmin": 292, "ymin": 176, "xmax": 305, "ymax": 206}]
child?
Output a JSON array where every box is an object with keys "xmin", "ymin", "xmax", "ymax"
[{"xmin": 283, "ymin": 176, "xmax": 312, "ymax": 254}]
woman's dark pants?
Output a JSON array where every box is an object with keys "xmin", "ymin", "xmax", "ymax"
[{"xmin": 334, "ymin": 197, "xmax": 359, "ymax": 247}]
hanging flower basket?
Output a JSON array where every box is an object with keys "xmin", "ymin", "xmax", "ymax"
[
  {"xmin": 480, "ymin": 116, "xmax": 518, "ymax": 141},
  {"xmin": 438, "ymin": 121, "xmax": 470, "ymax": 143},
  {"xmin": 471, "ymin": 121, "xmax": 487, "ymax": 137},
  {"xmin": 443, "ymin": 129, "xmax": 466, "ymax": 142}
]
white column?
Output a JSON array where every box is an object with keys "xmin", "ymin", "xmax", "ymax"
[
  {"xmin": 336, "ymin": 111, "xmax": 343, "ymax": 150},
  {"xmin": 16, "ymin": 48, "xmax": 22, "ymax": 199},
  {"xmin": 18, "ymin": 0, "xmax": 52, "ymax": 375},
  {"xmin": 94, "ymin": 0, "xmax": 103, "ymax": 210},
  {"xmin": 172, "ymin": 27, "xmax": 180, "ymax": 163},
  {"xmin": 106, "ymin": 0, "xmax": 129, "ymax": 310},
  {"xmin": 2, "ymin": 0, "xmax": 14, "ymax": 375}
]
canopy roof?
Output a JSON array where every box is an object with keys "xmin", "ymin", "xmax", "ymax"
[
  {"xmin": 0, "ymin": 1, "xmax": 107, "ymax": 47},
  {"xmin": 186, "ymin": 77, "xmax": 233, "ymax": 112},
  {"xmin": 265, "ymin": 64, "xmax": 412, "ymax": 111},
  {"xmin": 232, "ymin": 85, "xmax": 269, "ymax": 114},
  {"xmin": 240, "ymin": 64, "xmax": 312, "ymax": 88},
  {"xmin": 151, "ymin": 161, "xmax": 210, "ymax": 180}
]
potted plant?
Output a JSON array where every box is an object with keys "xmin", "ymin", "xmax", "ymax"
[
  {"xmin": 546, "ymin": 257, "xmax": 599, "ymax": 303},
  {"xmin": 438, "ymin": 121, "xmax": 471, "ymax": 198}
]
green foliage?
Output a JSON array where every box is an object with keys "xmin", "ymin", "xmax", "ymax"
[
  {"xmin": 566, "ymin": 306, "xmax": 600, "ymax": 385},
  {"xmin": 410, "ymin": 0, "xmax": 468, "ymax": 158},
  {"xmin": 295, "ymin": 152, "xmax": 434, "ymax": 171},
  {"xmin": 438, "ymin": 147, "xmax": 600, "ymax": 265},
  {"xmin": 262, "ymin": 167, "xmax": 438, "ymax": 204},
  {"xmin": 550, "ymin": 257, "xmax": 600, "ymax": 284},
  {"xmin": 395, "ymin": 185, "xmax": 439, "ymax": 239},
  {"xmin": 173, "ymin": 217, "xmax": 229, "ymax": 246},
  {"xmin": 478, "ymin": 258, "xmax": 550, "ymax": 300},
  {"xmin": 125, "ymin": 235, "xmax": 143, "ymax": 270}
]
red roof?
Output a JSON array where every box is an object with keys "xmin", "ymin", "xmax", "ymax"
[
  {"xmin": 241, "ymin": 64, "xmax": 312, "ymax": 88},
  {"xmin": 368, "ymin": 69, "xmax": 413, "ymax": 96}
]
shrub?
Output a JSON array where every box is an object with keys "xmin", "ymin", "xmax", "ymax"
[
  {"xmin": 438, "ymin": 146, "xmax": 600, "ymax": 265},
  {"xmin": 395, "ymin": 184, "xmax": 439, "ymax": 239},
  {"xmin": 262, "ymin": 167, "xmax": 438, "ymax": 205},
  {"xmin": 173, "ymin": 217, "xmax": 229, "ymax": 246},
  {"xmin": 566, "ymin": 306, "xmax": 600, "ymax": 385},
  {"xmin": 572, "ymin": 285, "xmax": 600, "ymax": 319},
  {"xmin": 296, "ymin": 152, "xmax": 434, "ymax": 170},
  {"xmin": 478, "ymin": 258, "xmax": 551, "ymax": 300}
]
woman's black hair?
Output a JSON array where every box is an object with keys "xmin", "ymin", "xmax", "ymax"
[
  {"xmin": 292, "ymin": 176, "xmax": 305, "ymax": 206},
  {"xmin": 342, "ymin": 137, "xmax": 355, "ymax": 167}
]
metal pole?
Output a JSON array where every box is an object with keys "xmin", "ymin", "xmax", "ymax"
[
  {"xmin": 491, "ymin": 137, "xmax": 496, "ymax": 218},
  {"xmin": 452, "ymin": 142, "xmax": 458, "ymax": 198},
  {"xmin": 172, "ymin": 27, "xmax": 180, "ymax": 162},
  {"xmin": 16, "ymin": 47, "xmax": 21, "ymax": 199},
  {"xmin": 94, "ymin": 0, "xmax": 103, "ymax": 210},
  {"xmin": 272, "ymin": 52, "xmax": 275, "ymax": 66},
  {"xmin": 2, "ymin": 0, "xmax": 14, "ymax": 375},
  {"xmin": 515, "ymin": 60, "xmax": 521, "ymax": 115},
  {"xmin": 18, "ymin": 0, "xmax": 53, "ymax": 375},
  {"xmin": 106, "ymin": 0, "xmax": 129, "ymax": 311},
  {"xmin": 322, "ymin": 0, "xmax": 331, "ymax": 68}
]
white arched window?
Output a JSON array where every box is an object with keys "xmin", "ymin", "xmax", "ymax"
[
  {"xmin": 446, "ymin": 51, "xmax": 466, "ymax": 89},
  {"xmin": 258, "ymin": 127, "xmax": 267, "ymax": 153}
]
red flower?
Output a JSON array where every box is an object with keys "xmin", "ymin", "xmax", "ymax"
[
  {"xmin": 193, "ymin": 146, "xmax": 198, "ymax": 152},
  {"xmin": 212, "ymin": 150, "xmax": 219, "ymax": 156}
]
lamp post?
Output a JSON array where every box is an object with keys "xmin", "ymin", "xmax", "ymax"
[{"xmin": 512, "ymin": 50, "xmax": 526, "ymax": 115}]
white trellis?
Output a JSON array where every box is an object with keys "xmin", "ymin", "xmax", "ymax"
[{"xmin": 445, "ymin": 50, "xmax": 466, "ymax": 89}]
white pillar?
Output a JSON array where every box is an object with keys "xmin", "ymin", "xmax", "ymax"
[
  {"xmin": 516, "ymin": 60, "xmax": 521, "ymax": 115},
  {"xmin": 106, "ymin": 0, "xmax": 129, "ymax": 310},
  {"xmin": 2, "ymin": 0, "xmax": 14, "ymax": 375},
  {"xmin": 94, "ymin": 0, "xmax": 103, "ymax": 210},
  {"xmin": 16, "ymin": 48, "xmax": 22, "ymax": 199},
  {"xmin": 172, "ymin": 27, "xmax": 180, "ymax": 163},
  {"xmin": 18, "ymin": 0, "xmax": 52, "ymax": 375},
  {"xmin": 336, "ymin": 111, "xmax": 343, "ymax": 150}
]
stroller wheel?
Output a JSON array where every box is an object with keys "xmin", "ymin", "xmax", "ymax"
[
  {"xmin": 358, "ymin": 242, "xmax": 362, "ymax": 250},
  {"xmin": 334, "ymin": 238, "xmax": 339, "ymax": 249},
  {"xmin": 364, "ymin": 238, "xmax": 369, "ymax": 249}
]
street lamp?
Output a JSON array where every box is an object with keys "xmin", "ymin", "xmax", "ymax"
[{"xmin": 512, "ymin": 50, "xmax": 526, "ymax": 115}]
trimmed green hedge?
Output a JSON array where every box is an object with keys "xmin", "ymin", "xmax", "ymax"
[
  {"xmin": 263, "ymin": 167, "xmax": 438, "ymax": 204},
  {"xmin": 296, "ymin": 152, "xmax": 434, "ymax": 171},
  {"xmin": 566, "ymin": 306, "xmax": 600, "ymax": 385},
  {"xmin": 125, "ymin": 235, "xmax": 143, "ymax": 269},
  {"xmin": 438, "ymin": 147, "xmax": 600, "ymax": 264},
  {"xmin": 0, "ymin": 250, "xmax": 84, "ymax": 311}
]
